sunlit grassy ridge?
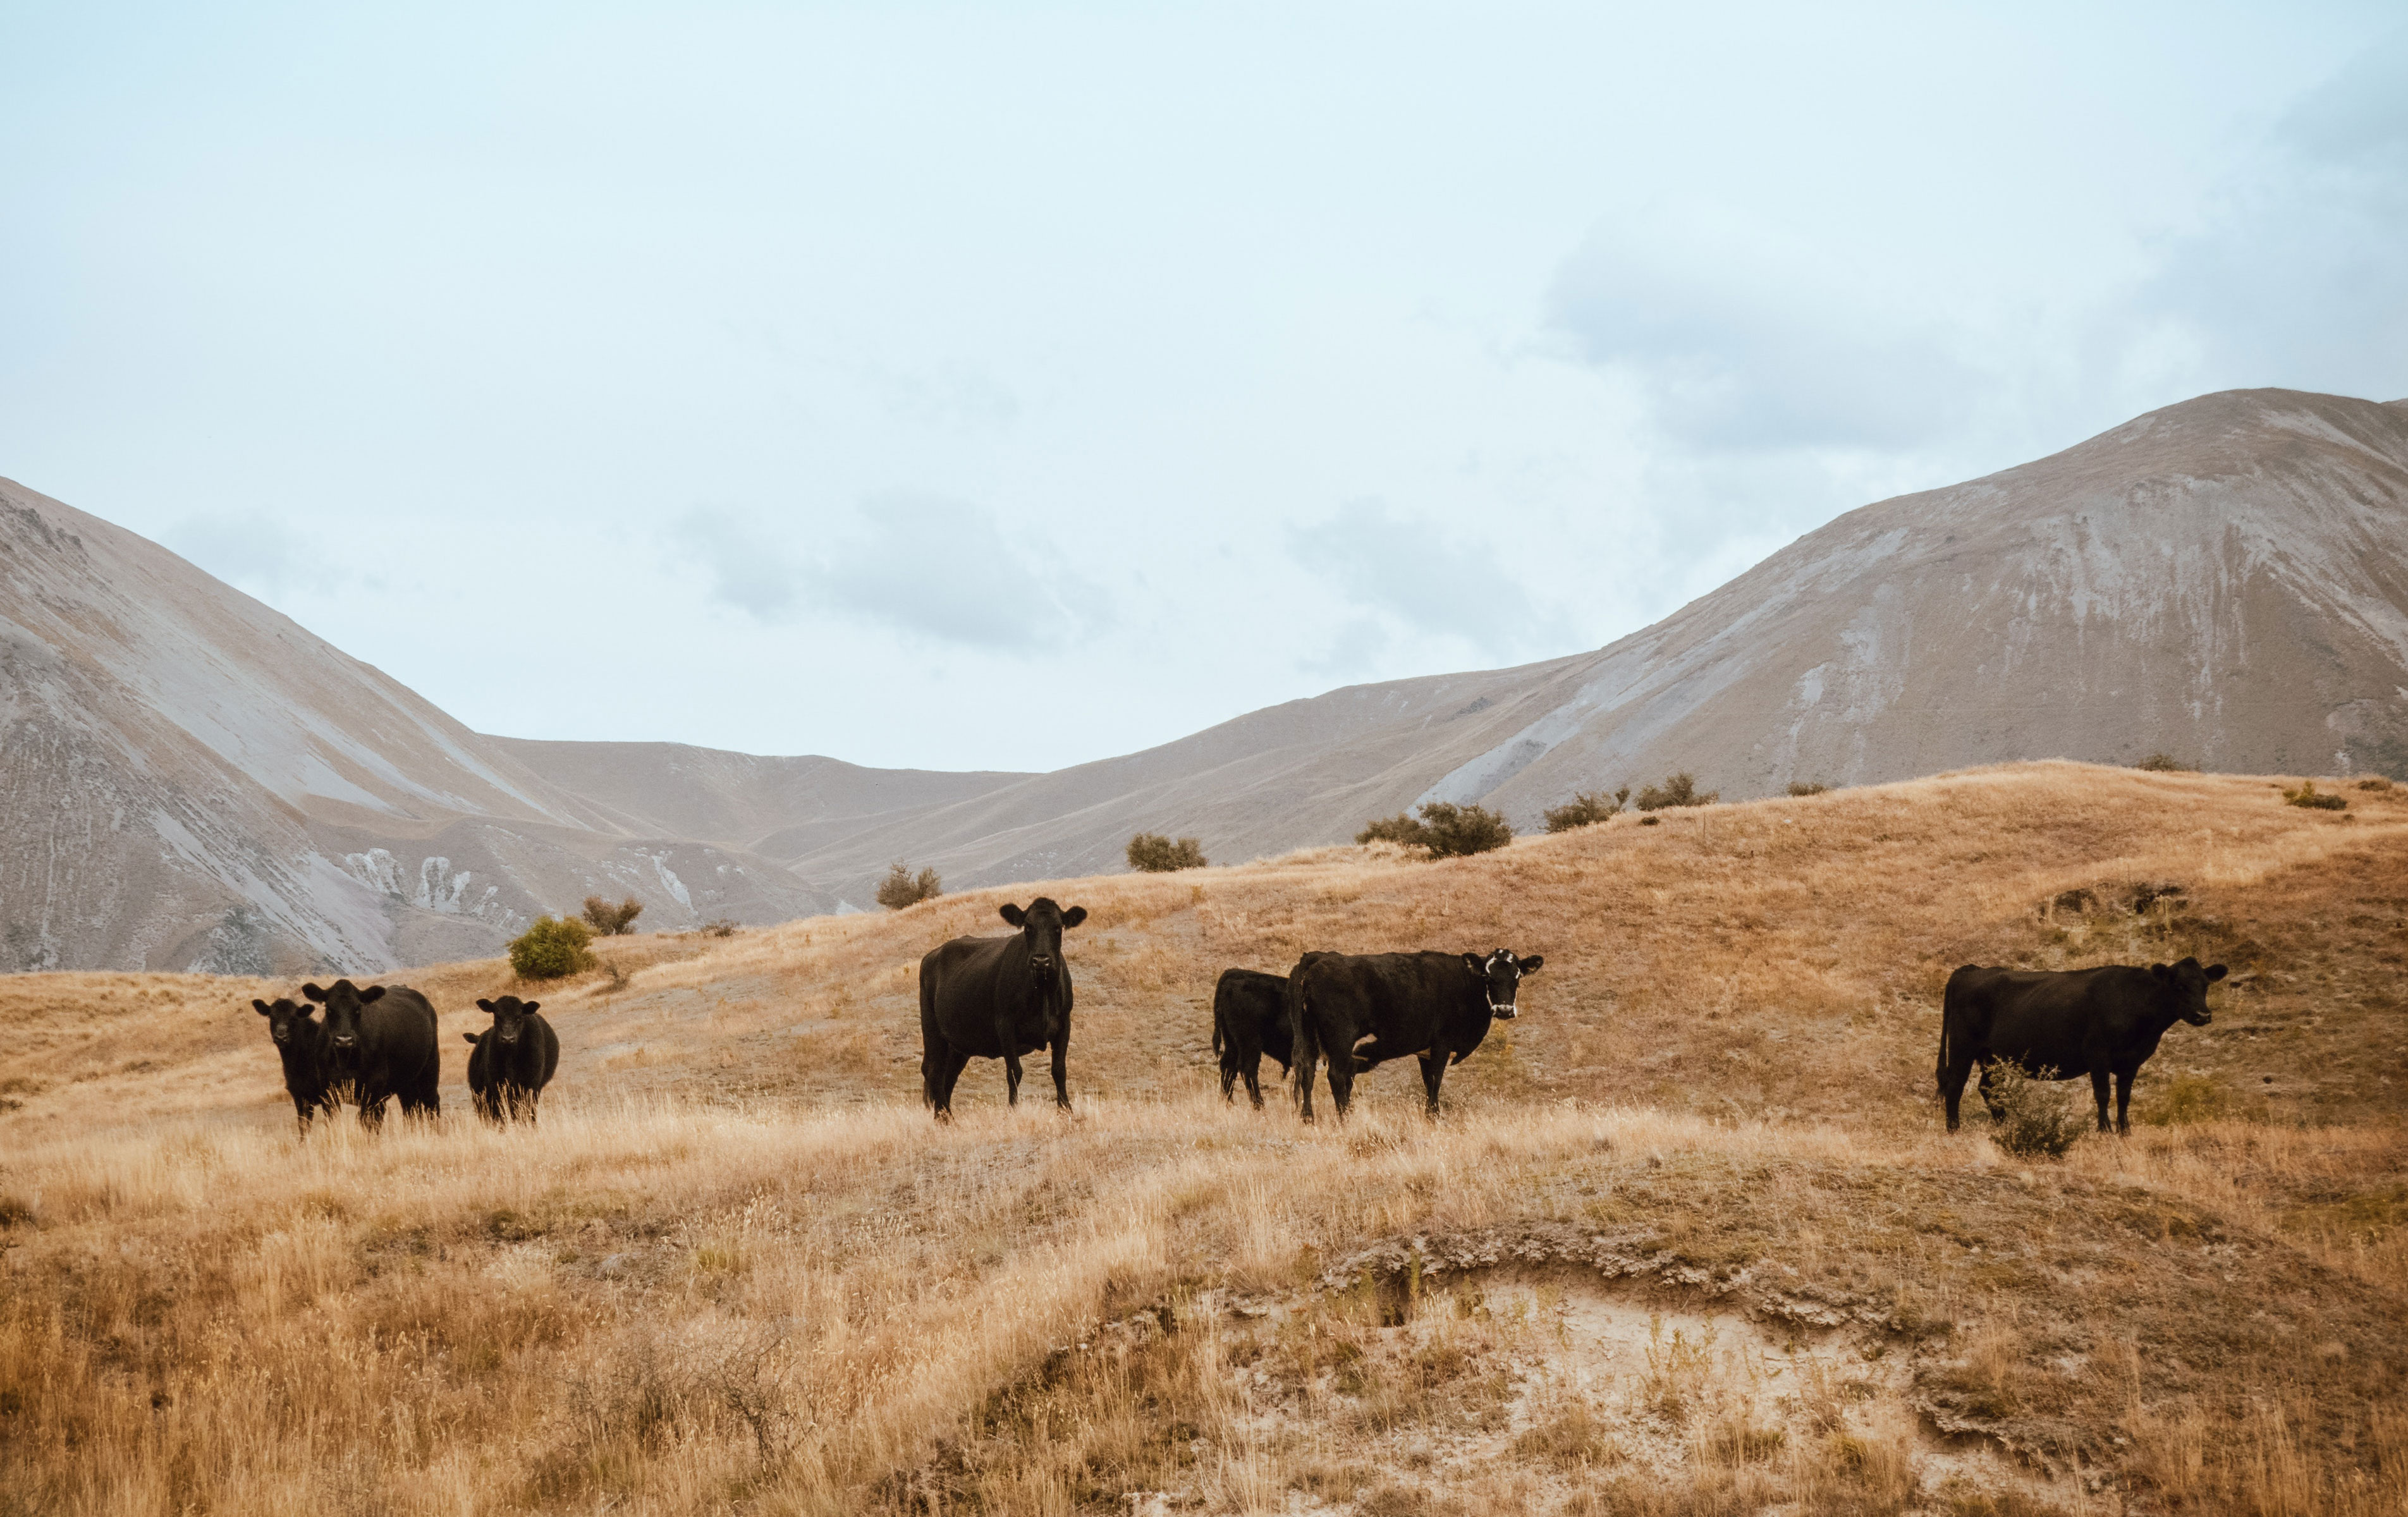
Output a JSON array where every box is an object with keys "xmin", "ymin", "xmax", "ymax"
[{"xmin": 3, "ymin": 763, "xmax": 2406, "ymax": 1513}]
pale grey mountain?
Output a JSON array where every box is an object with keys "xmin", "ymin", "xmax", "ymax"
[
  {"xmin": 0, "ymin": 480, "xmax": 845, "ymax": 973},
  {"xmin": 545, "ymin": 386, "xmax": 2402, "ymax": 905},
  {"xmin": 7, "ymin": 387, "xmax": 2404, "ymax": 972}
]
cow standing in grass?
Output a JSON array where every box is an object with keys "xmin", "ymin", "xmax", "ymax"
[
  {"xmin": 1938, "ymin": 957, "xmax": 2228, "ymax": 1135},
  {"xmin": 462, "ymin": 995, "xmax": 559, "ymax": 1124},
  {"xmin": 919, "ymin": 898, "xmax": 1087, "ymax": 1119},
  {"xmin": 1212, "ymin": 968, "xmax": 1293, "ymax": 1109},
  {"xmin": 1289, "ymin": 949, "xmax": 1543, "ymax": 1120},
  {"xmin": 302, "ymin": 978, "xmax": 441, "ymax": 1126},
  {"xmin": 254, "ymin": 996, "xmax": 341, "ymax": 1134}
]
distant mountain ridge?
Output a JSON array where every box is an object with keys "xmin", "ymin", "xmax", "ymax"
[{"xmin": 6, "ymin": 387, "xmax": 2405, "ymax": 971}]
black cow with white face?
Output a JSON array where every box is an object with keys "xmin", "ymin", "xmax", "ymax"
[
  {"xmin": 461, "ymin": 994, "xmax": 559, "ymax": 1124},
  {"xmin": 301, "ymin": 978, "xmax": 441, "ymax": 1127},
  {"xmin": 1939, "ymin": 957, "xmax": 2228, "ymax": 1135},
  {"xmin": 919, "ymin": 898, "xmax": 1087, "ymax": 1119},
  {"xmin": 1288, "ymin": 948, "xmax": 1544, "ymax": 1120},
  {"xmin": 254, "ymin": 996, "xmax": 341, "ymax": 1133}
]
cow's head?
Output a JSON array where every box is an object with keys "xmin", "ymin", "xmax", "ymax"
[
  {"xmin": 999, "ymin": 898, "xmax": 1086, "ymax": 992},
  {"xmin": 476, "ymin": 996, "xmax": 542, "ymax": 1047},
  {"xmin": 2149, "ymin": 958, "xmax": 2228, "ymax": 1025},
  {"xmin": 1462, "ymin": 949, "xmax": 1544, "ymax": 1020},
  {"xmin": 301, "ymin": 979, "xmax": 385, "ymax": 1051},
  {"xmin": 253, "ymin": 997, "xmax": 318, "ymax": 1049}
]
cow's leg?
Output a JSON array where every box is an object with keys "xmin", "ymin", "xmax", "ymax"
[
  {"xmin": 1976, "ymin": 1061, "xmax": 2008, "ymax": 1123},
  {"xmin": 1050, "ymin": 1037, "xmax": 1070, "ymax": 1111},
  {"xmin": 920, "ymin": 1032, "xmax": 949, "ymax": 1111},
  {"xmin": 358, "ymin": 1094, "xmax": 388, "ymax": 1131},
  {"xmin": 933, "ymin": 1046, "xmax": 971, "ymax": 1120},
  {"xmin": 1003, "ymin": 1051, "xmax": 1025, "ymax": 1107},
  {"xmin": 1220, "ymin": 1051, "xmax": 1239, "ymax": 1102},
  {"xmin": 1242, "ymin": 1055, "xmax": 1264, "ymax": 1111},
  {"xmin": 2115, "ymin": 1069, "xmax": 2136, "ymax": 1135},
  {"xmin": 1939, "ymin": 1053, "xmax": 1973, "ymax": 1133},
  {"xmin": 1326, "ymin": 1040, "xmax": 1357, "ymax": 1119},
  {"xmin": 2089, "ymin": 1066, "xmax": 2113, "ymax": 1133},
  {"xmin": 1418, "ymin": 1051, "xmax": 1446, "ymax": 1118},
  {"xmin": 293, "ymin": 1095, "xmax": 315, "ymax": 1136}
]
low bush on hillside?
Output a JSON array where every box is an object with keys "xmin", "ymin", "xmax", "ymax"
[
  {"xmin": 509, "ymin": 916, "xmax": 596, "ymax": 980},
  {"xmin": 1544, "ymin": 788, "xmax": 1630, "ymax": 832},
  {"xmin": 876, "ymin": 863, "xmax": 943, "ymax": 910},
  {"xmin": 701, "ymin": 918, "xmax": 738, "ymax": 937},
  {"xmin": 1785, "ymin": 781, "xmax": 1829, "ymax": 797},
  {"xmin": 1634, "ymin": 772, "xmax": 1717, "ymax": 812},
  {"xmin": 2359, "ymin": 776, "xmax": 2394, "ymax": 792},
  {"xmin": 581, "ymin": 894, "xmax": 644, "ymax": 935},
  {"xmin": 1127, "ymin": 833, "xmax": 1208, "ymax": 872},
  {"xmin": 1355, "ymin": 802, "xmax": 1513, "ymax": 857},
  {"xmin": 1984, "ymin": 1061, "xmax": 2086, "ymax": 1159},
  {"xmin": 2134, "ymin": 753, "xmax": 2197, "ymax": 773},
  {"xmin": 2283, "ymin": 781, "xmax": 2347, "ymax": 811}
]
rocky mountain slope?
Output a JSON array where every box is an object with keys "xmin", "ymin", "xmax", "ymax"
[
  {"xmin": 527, "ymin": 386, "xmax": 2402, "ymax": 903},
  {"xmin": 6, "ymin": 387, "xmax": 2404, "ymax": 970}
]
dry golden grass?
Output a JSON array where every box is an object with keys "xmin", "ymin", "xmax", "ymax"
[{"xmin": 3, "ymin": 762, "xmax": 2407, "ymax": 1514}]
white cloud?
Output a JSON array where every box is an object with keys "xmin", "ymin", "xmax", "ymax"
[
  {"xmin": 1289, "ymin": 500, "xmax": 1574, "ymax": 673},
  {"xmin": 678, "ymin": 495, "xmax": 1109, "ymax": 653}
]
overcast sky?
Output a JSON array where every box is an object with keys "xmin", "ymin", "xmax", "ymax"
[{"xmin": 5, "ymin": 2, "xmax": 2404, "ymax": 772}]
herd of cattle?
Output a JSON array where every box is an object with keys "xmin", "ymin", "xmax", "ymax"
[{"xmin": 251, "ymin": 894, "xmax": 2232, "ymax": 1138}]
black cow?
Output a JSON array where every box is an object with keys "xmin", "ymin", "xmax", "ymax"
[
  {"xmin": 462, "ymin": 995, "xmax": 559, "ymax": 1124},
  {"xmin": 919, "ymin": 898, "xmax": 1087, "ymax": 1119},
  {"xmin": 1938, "ymin": 957, "xmax": 2228, "ymax": 1135},
  {"xmin": 301, "ymin": 978, "xmax": 441, "ymax": 1127},
  {"xmin": 1212, "ymin": 968, "xmax": 1293, "ymax": 1108},
  {"xmin": 254, "ymin": 996, "xmax": 341, "ymax": 1133},
  {"xmin": 1290, "ymin": 949, "xmax": 1543, "ymax": 1120}
]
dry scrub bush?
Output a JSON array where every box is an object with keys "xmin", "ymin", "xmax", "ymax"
[
  {"xmin": 1358, "ymin": 801, "xmax": 1513, "ymax": 857},
  {"xmin": 2284, "ymin": 780, "xmax": 2348, "ymax": 810},
  {"xmin": 1544, "ymin": 788, "xmax": 1630, "ymax": 832},
  {"xmin": 1126, "ymin": 832, "xmax": 1208, "ymax": 872},
  {"xmin": 582, "ymin": 894, "xmax": 645, "ymax": 935},
  {"xmin": 1787, "ymin": 779, "xmax": 1831, "ymax": 796},
  {"xmin": 875, "ymin": 862, "xmax": 943, "ymax": 910},
  {"xmin": 509, "ymin": 915, "xmax": 596, "ymax": 979},
  {"xmin": 1635, "ymin": 772, "xmax": 1718, "ymax": 811},
  {"xmin": 2134, "ymin": 753, "xmax": 2197, "ymax": 772},
  {"xmin": 1982, "ymin": 1061, "xmax": 2086, "ymax": 1159}
]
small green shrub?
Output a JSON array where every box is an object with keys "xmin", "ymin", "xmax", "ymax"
[
  {"xmin": 1984, "ymin": 1061, "xmax": 2086, "ymax": 1159},
  {"xmin": 1419, "ymin": 801, "xmax": 1513, "ymax": 857},
  {"xmin": 509, "ymin": 916, "xmax": 596, "ymax": 980},
  {"xmin": 1126, "ymin": 833, "xmax": 1207, "ymax": 872},
  {"xmin": 2282, "ymin": 781, "xmax": 2347, "ymax": 811},
  {"xmin": 580, "ymin": 894, "xmax": 644, "ymax": 935},
  {"xmin": 875, "ymin": 862, "xmax": 943, "ymax": 910},
  {"xmin": 1634, "ymin": 772, "xmax": 1718, "ymax": 812},
  {"xmin": 2134, "ymin": 753, "xmax": 2197, "ymax": 773},
  {"xmin": 1357, "ymin": 813, "xmax": 1426, "ymax": 846},
  {"xmin": 1355, "ymin": 801, "xmax": 1514, "ymax": 857},
  {"xmin": 1543, "ymin": 788, "xmax": 1630, "ymax": 832},
  {"xmin": 1785, "ymin": 780, "xmax": 1829, "ymax": 797}
]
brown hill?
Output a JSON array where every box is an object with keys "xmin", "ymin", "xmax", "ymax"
[{"xmin": 3, "ymin": 764, "xmax": 2404, "ymax": 1514}]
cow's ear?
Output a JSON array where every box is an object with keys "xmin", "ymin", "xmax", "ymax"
[
  {"xmin": 301, "ymin": 982, "xmax": 327, "ymax": 1002},
  {"xmin": 360, "ymin": 985, "xmax": 386, "ymax": 1003},
  {"xmin": 1519, "ymin": 955, "xmax": 1543, "ymax": 974},
  {"xmin": 999, "ymin": 904, "xmax": 1027, "ymax": 928},
  {"xmin": 461, "ymin": 1032, "xmax": 480, "ymax": 1044},
  {"xmin": 522, "ymin": 1001, "xmax": 541, "ymax": 1015},
  {"xmin": 2148, "ymin": 963, "xmax": 2171, "ymax": 978},
  {"xmin": 1060, "ymin": 906, "xmax": 1087, "ymax": 929},
  {"xmin": 2205, "ymin": 964, "xmax": 2228, "ymax": 982},
  {"xmin": 254, "ymin": 999, "xmax": 273, "ymax": 1016},
  {"xmin": 476, "ymin": 999, "xmax": 497, "ymax": 1014},
  {"xmin": 1462, "ymin": 953, "xmax": 1484, "ymax": 975}
]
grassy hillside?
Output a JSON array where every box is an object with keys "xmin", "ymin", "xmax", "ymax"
[{"xmin": 3, "ymin": 763, "xmax": 2405, "ymax": 1514}]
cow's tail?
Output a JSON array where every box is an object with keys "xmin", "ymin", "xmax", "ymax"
[
  {"xmin": 1288, "ymin": 965, "xmax": 1320, "ymax": 1109},
  {"xmin": 1211, "ymin": 981, "xmax": 1224, "ymax": 1059},
  {"xmin": 1938, "ymin": 964, "xmax": 1976, "ymax": 1091}
]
